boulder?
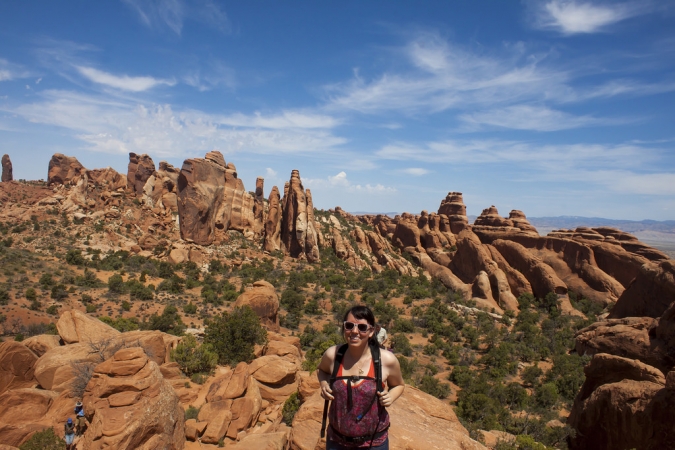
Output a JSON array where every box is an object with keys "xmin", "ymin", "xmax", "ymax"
[
  {"xmin": 228, "ymin": 430, "xmax": 289, "ymax": 449},
  {"xmin": 206, "ymin": 362, "xmax": 250, "ymax": 403},
  {"xmin": 33, "ymin": 342, "xmax": 100, "ymax": 392},
  {"xmin": 198, "ymin": 400, "xmax": 232, "ymax": 444},
  {"xmin": 567, "ymin": 353, "xmax": 669, "ymax": 450},
  {"xmin": 508, "ymin": 210, "xmax": 538, "ymax": 234},
  {"xmin": 21, "ymin": 334, "xmax": 61, "ymax": 357},
  {"xmin": 0, "ymin": 341, "xmax": 38, "ymax": 394},
  {"xmin": 56, "ymin": 309, "xmax": 120, "ymax": 344},
  {"xmin": 0, "ymin": 388, "xmax": 58, "ymax": 447},
  {"xmin": 1, "ymin": 154, "xmax": 12, "ymax": 182},
  {"xmin": 47, "ymin": 153, "xmax": 86, "ymax": 186},
  {"xmin": 249, "ymin": 355, "xmax": 299, "ymax": 403},
  {"xmin": 81, "ymin": 347, "xmax": 184, "ymax": 449},
  {"xmin": 235, "ymin": 281, "xmax": 280, "ymax": 332}
]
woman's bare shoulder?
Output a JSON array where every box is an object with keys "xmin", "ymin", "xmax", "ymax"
[{"xmin": 379, "ymin": 348, "xmax": 400, "ymax": 366}]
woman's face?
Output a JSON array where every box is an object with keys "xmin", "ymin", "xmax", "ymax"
[{"xmin": 343, "ymin": 313, "xmax": 374, "ymax": 347}]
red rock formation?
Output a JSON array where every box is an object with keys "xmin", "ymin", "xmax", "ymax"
[
  {"xmin": 280, "ymin": 170, "xmax": 319, "ymax": 262},
  {"xmin": 437, "ymin": 192, "xmax": 469, "ymax": 233},
  {"xmin": 474, "ymin": 206, "xmax": 514, "ymax": 229},
  {"xmin": 86, "ymin": 167, "xmax": 127, "ymax": 191},
  {"xmin": 567, "ymin": 353, "xmax": 672, "ymax": 450},
  {"xmin": 127, "ymin": 153, "xmax": 155, "ymax": 196},
  {"xmin": 254, "ymin": 177, "xmax": 265, "ymax": 235},
  {"xmin": 609, "ymin": 260, "xmax": 675, "ymax": 319},
  {"xmin": 47, "ymin": 153, "xmax": 86, "ymax": 186},
  {"xmin": 392, "ymin": 213, "xmax": 423, "ymax": 251},
  {"xmin": 176, "ymin": 152, "xmax": 256, "ymax": 245},
  {"xmin": 234, "ymin": 281, "xmax": 280, "ymax": 332},
  {"xmin": 1, "ymin": 154, "xmax": 12, "ymax": 182},
  {"xmin": 0, "ymin": 342, "xmax": 38, "ymax": 395},
  {"xmin": 264, "ymin": 186, "xmax": 282, "ymax": 252},
  {"xmin": 82, "ymin": 347, "xmax": 184, "ymax": 449},
  {"xmin": 143, "ymin": 161, "xmax": 179, "ymax": 213},
  {"xmin": 508, "ymin": 210, "xmax": 538, "ymax": 234}
]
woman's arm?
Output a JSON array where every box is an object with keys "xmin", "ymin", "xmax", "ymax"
[
  {"xmin": 377, "ymin": 351, "xmax": 405, "ymax": 407},
  {"xmin": 317, "ymin": 345, "xmax": 337, "ymax": 400}
]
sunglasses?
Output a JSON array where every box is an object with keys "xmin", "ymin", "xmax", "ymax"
[{"xmin": 343, "ymin": 321, "xmax": 372, "ymax": 333}]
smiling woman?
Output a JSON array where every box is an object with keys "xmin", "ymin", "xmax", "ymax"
[{"xmin": 317, "ymin": 305, "xmax": 405, "ymax": 450}]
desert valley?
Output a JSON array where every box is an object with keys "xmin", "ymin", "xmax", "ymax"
[{"xmin": 0, "ymin": 151, "xmax": 674, "ymax": 449}]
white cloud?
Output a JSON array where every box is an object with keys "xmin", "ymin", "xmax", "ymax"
[
  {"xmin": 459, "ymin": 105, "xmax": 620, "ymax": 131},
  {"xmin": 265, "ymin": 168, "xmax": 277, "ymax": 178},
  {"xmin": 534, "ymin": 1, "xmax": 648, "ymax": 35},
  {"xmin": 122, "ymin": 0, "xmax": 230, "ymax": 35},
  {"xmin": 218, "ymin": 111, "xmax": 340, "ymax": 130},
  {"xmin": 0, "ymin": 58, "xmax": 30, "ymax": 82},
  {"xmin": 3, "ymin": 89, "xmax": 345, "ymax": 157},
  {"xmin": 305, "ymin": 171, "xmax": 397, "ymax": 194},
  {"xmin": 576, "ymin": 170, "xmax": 675, "ymax": 195},
  {"xmin": 35, "ymin": 78, "xmax": 42, "ymax": 84},
  {"xmin": 401, "ymin": 168, "xmax": 430, "ymax": 176},
  {"xmin": 76, "ymin": 66, "xmax": 175, "ymax": 92},
  {"xmin": 323, "ymin": 32, "xmax": 569, "ymax": 115},
  {"xmin": 377, "ymin": 138, "xmax": 655, "ymax": 169}
]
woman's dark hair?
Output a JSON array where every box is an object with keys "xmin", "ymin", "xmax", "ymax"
[{"xmin": 343, "ymin": 305, "xmax": 378, "ymax": 346}]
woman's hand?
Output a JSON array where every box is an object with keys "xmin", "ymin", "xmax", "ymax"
[
  {"xmin": 377, "ymin": 390, "xmax": 393, "ymax": 407},
  {"xmin": 320, "ymin": 381, "xmax": 334, "ymax": 401}
]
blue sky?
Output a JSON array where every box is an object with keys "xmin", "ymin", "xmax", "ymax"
[{"xmin": 1, "ymin": 1, "xmax": 674, "ymax": 220}]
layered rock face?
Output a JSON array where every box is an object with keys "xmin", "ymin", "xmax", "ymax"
[
  {"xmin": 47, "ymin": 153, "xmax": 86, "ymax": 186},
  {"xmin": 1, "ymin": 154, "xmax": 12, "ymax": 182},
  {"xmin": 568, "ymin": 258, "xmax": 675, "ymax": 448},
  {"xmin": 176, "ymin": 151, "xmax": 256, "ymax": 245},
  {"xmin": 127, "ymin": 153, "xmax": 156, "ymax": 196},
  {"xmin": 437, "ymin": 191, "xmax": 469, "ymax": 233},
  {"xmin": 254, "ymin": 177, "xmax": 266, "ymax": 235},
  {"xmin": 280, "ymin": 170, "xmax": 319, "ymax": 262},
  {"xmin": 82, "ymin": 347, "xmax": 185, "ymax": 449}
]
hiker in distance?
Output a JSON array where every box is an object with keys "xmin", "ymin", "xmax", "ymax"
[{"xmin": 318, "ymin": 305, "xmax": 405, "ymax": 450}]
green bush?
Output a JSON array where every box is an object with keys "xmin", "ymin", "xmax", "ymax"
[
  {"xmin": 204, "ymin": 306, "xmax": 267, "ymax": 366},
  {"xmin": 99, "ymin": 316, "xmax": 140, "ymax": 332},
  {"xmin": 0, "ymin": 288, "xmax": 9, "ymax": 305},
  {"xmin": 282, "ymin": 392, "xmax": 300, "ymax": 426},
  {"xmin": 391, "ymin": 334, "xmax": 412, "ymax": 357},
  {"xmin": 46, "ymin": 305, "xmax": 60, "ymax": 315},
  {"xmin": 183, "ymin": 302, "xmax": 197, "ymax": 314},
  {"xmin": 185, "ymin": 406, "xmax": 200, "ymax": 421},
  {"xmin": 171, "ymin": 334, "xmax": 218, "ymax": 376},
  {"xmin": 141, "ymin": 305, "xmax": 185, "ymax": 336},
  {"xmin": 418, "ymin": 375, "xmax": 451, "ymax": 399},
  {"xmin": 19, "ymin": 427, "xmax": 65, "ymax": 450},
  {"xmin": 25, "ymin": 288, "xmax": 37, "ymax": 301},
  {"xmin": 107, "ymin": 274, "xmax": 125, "ymax": 294},
  {"xmin": 50, "ymin": 284, "xmax": 68, "ymax": 300}
]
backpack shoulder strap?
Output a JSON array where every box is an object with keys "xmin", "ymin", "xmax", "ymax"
[
  {"xmin": 370, "ymin": 342, "xmax": 384, "ymax": 393},
  {"xmin": 321, "ymin": 344, "xmax": 348, "ymax": 439},
  {"xmin": 330, "ymin": 344, "xmax": 348, "ymax": 387}
]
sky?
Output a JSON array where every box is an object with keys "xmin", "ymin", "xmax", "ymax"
[{"xmin": 1, "ymin": 1, "xmax": 674, "ymax": 220}]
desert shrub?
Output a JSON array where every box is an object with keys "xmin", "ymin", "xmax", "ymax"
[
  {"xmin": 99, "ymin": 316, "xmax": 140, "ymax": 332},
  {"xmin": 141, "ymin": 305, "xmax": 185, "ymax": 336},
  {"xmin": 157, "ymin": 275, "xmax": 184, "ymax": 294},
  {"xmin": 534, "ymin": 382, "xmax": 559, "ymax": 408},
  {"xmin": 282, "ymin": 392, "xmax": 300, "ymax": 426},
  {"xmin": 0, "ymin": 288, "xmax": 9, "ymax": 305},
  {"xmin": 522, "ymin": 364, "xmax": 543, "ymax": 387},
  {"xmin": 46, "ymin": 305, "xmax": 60, "ymax": 315},
  {"xmin": 280, "ymin": 288, "xmax": 305, "ymax": 312},
  {"xmin": 391, "ymin": 334, "xmax": 412, "ymax": 357},
  {"xmin": 183, "ymin": 302, "xmax": 197, "ymax": 314},
  {"xmin": 127, "ymin": 279, "xmax": 154, "ymax": 300},
  {"xmin": 171, "ymin": 334, "xmax": 218, "ymax": 376},
  {"xmin": 25, "ymin": 288, "xmax": 37, "ymax": 301},
  {"xmin": 418, "ymin": 375, "xmax": 451, "ymax": 399},
  {"xmin": 70, "ymin": 361, "xmax": 96, "ymax": 398},
  {"xmin": 19, "ymin": 427, "xmax": 65, "ymax": 450},
  {"xmin": 65, "ymin": 249, "xmax": 85, "ymax": 266},
  {"xmin": 74, "ymin": 269, "xmax": 102, "ymax": 288},
  {"xmin": 204, "ymin": 306, "xmax": 267, "ymax": 366},
  {"xmin": 185, "ymin": 406, "xmax": 200, "ymax": 421},
  {"xmin": 107, "ymin": 274, "xmax": 125, "ymax": 294}
]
